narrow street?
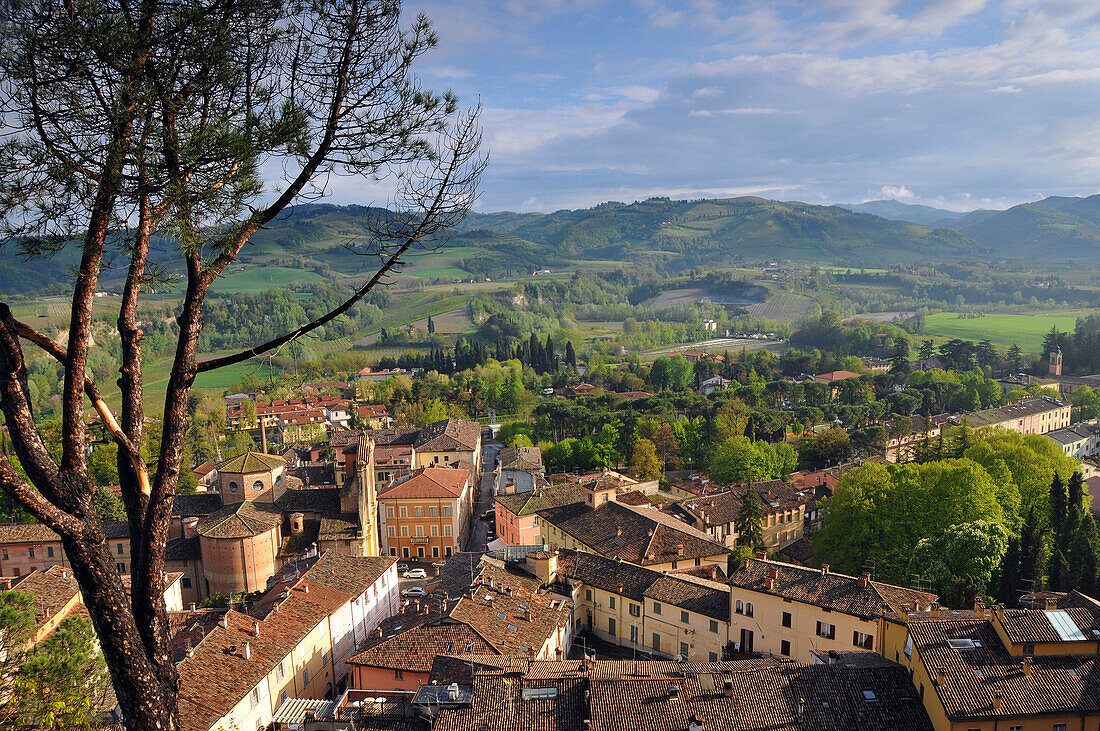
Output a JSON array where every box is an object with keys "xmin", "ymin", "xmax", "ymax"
[{"xmin": 466, "ymin": 439, "xmax": 502, "ymax": 552}]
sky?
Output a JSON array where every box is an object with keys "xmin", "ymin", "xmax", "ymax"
[{"xmin": 335, "ymin": 0, "xmax": 1100, "ymax": 213}]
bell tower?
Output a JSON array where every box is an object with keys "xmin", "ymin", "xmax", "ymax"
[
  {"xmin": 1049, "ymin": 346, "xmax": 1063, "ymax": 376},
  {"xmin": 355, "ymin": 433, "xmax": 380, "ymax": 556}
]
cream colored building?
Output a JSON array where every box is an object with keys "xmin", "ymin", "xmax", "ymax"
[
  {"xmin": 725, "ymin": 557, "xmax": 935, "ymax": 662},
  {"xmin": 532, "ymin": 549, "xmax": 732, "ymax": 663}
]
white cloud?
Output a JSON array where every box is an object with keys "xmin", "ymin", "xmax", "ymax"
[{"xmin": 875, "ymin": 185, "xmax": 916, "ymax": 201}]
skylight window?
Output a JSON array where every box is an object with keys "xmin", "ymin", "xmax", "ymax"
[
  {"xmin": 862, "ymin": 690, "xmax": 877, "ymax": 701},
  {"xmin": 1045, "ymin": 610, "xmax": 1088, "ymax": 641},
  {"xmin": 947, "ymin": 639, "xmax": 976, "ymax": 650},
  {"xmin": 522, "ymin": 688, "xmax": 558, "ymax": 700}
]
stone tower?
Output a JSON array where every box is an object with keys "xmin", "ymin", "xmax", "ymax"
[
  {"xmin": 355, "ymin": 433, "xmax": 380, "ymax": 556},
  {"xmin": 1049, "ymin": 346, "xmax": 1063, "ymax": 376}
]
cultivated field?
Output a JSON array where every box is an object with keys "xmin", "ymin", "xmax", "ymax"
[{"xmin": 744, "ymin": 293, "xmax": 820, "ymax": 324}]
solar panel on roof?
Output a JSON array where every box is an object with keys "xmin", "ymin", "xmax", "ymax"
[{"xmin": 1045, "ymin": 609, "xmax": 1088, "ymax": 641}]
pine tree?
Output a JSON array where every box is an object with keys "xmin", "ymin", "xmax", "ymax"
[
  {"xmin": 890, "ymin": 337, "xmax": 910, "ymax": 374},
  {"xmin": 735, "ymin": 488, "xmax": 765, "ymax": 550},
  {"xmin": 996, "ymin": 536, "xmax": 1021, "ymax": 606},
  {"xmin": 1006, "ymin": 344, "xmax": 1022, "ymax": 373},
  {"xmin": 918, "ymin": 339, "xmax": 935, "ymax": 361}
]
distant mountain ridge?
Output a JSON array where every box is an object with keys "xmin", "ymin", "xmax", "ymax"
[{"xmin": 840, "ymin": 199, "xmax": 971, "ymax": 226}]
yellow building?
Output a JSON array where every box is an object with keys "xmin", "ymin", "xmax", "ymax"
[
  {"xmin": 879, "ymin": 598, "xmax": 1100, "ymax": 731},
  {"xmin": 725, "ymin": 557, "xmax": 935, "ymax": 661},
  {"xmin": 531, "ymin": 550, "xmax": 731, "ymax": 663},
  {"xmin": 378, "ymin": 466, "xmax": 473, "ymax": 560},
  {"xmin": 537, "ymin": 476, "xmax": 730, "ymax": 572}
]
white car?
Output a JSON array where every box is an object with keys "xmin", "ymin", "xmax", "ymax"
[
  {"xmin": 401, "ymin": 586, "xmax": 427, "ymax": 598},
  {"xmin": 403, "ymin": 568, "xmax": 428, "ymax": 579}
]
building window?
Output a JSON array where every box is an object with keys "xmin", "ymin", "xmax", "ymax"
[
  {"xmin": 116, "ymin": 562, "xmax": 126, "ymax": 573},
  {"xmin": 394, "ymin": 669, "xmax": 403, "ymax": 680},
  {"xmin": 430, "ymin": 525, "xmax": 439, "ymax": 537},
  {"xmin": 630, "ymin": 603, "xmax": 640, "ymax": 617},
  {"xmin": 652, "ymin": 633, "xmax": 661, "ymax": 652},
  {"xmin": 444, "ymin": 525, "xmax": 452, "ymax": 537},
  {"xmin": 302, "ymin": 668, "xmax": 310, "ymax": 684},
  {"xmin": 609, "ymin": 596, "xmax": 616, "ymax": 610},
  {"xmin": 608, "ymin": 618, "xmax": 616, "ymax": 636},
  {"xmin": 1023, "ymin": 644, "xmax": 1034, "ymax": 656},
  {"xmin": 253, "ymin": 480, "xmax": 263, "ymax": 492},
  {"xmin": 181, "ymin": 577, "xmax": 192, "ymax": 589},
  {"xmin": 28, "ymin": 548, "xmax": 34, "ymax": 559},
  {"xmin": 414, "ymin": 507, "xmax": 423, "ymax": 518},
  {"xmin": 709, "ymin": 652, "xmax": 718, "ymax": 662},
  {"xmin": 735, "ymin": 600, "xmax": 744, "ymax": 614},
  {"xmin": 1052, "ymin": 726, "xmax": 1066, "ymax": 731},
  {"xmin": 745, "ymin": 603, "xmax": 754, "ymax": 617},
  {"xmin": 429, "ymin": 507, "xmax": 437, "ymax": 517},
  {"xmin": 46, "ymin": 546, "xmax": 54, "ymax": 558},
  {"xmin": 117, "ymin": 543, "xmax": 124, "ymax": 555},
  {"xmin": 680, "ymin": 641, "xmax": 690, "ymax": 658},
  {"xmin": 680, "ymin": 610, "xmax": 690, "ymax": 624},
  {"xmin": 709, "ymin": 620, "xmax": 719, "ymax": 634},
  {"xmin": 631, "ymin": 625, "xmax": 639, "ymax": 644},
  {"xmin": 653, "ymin": 602, "xmax": 662, "ymax": 615},
  {"xmin": 442, "ymin": 506, "xmax": 452, "ymax": 517},
  {"xmin": 853, "ymin": 632, "xmax": 873, "ymax": 650},
  {"xmin": 782, "ymin": 612, "xmax": 792, "ymax": 628},
  {"xmin": 386, "ymin": 507, "xmax": 395, "ymax": 518},
  {"xmin": 1, "ymin": 550, "xmax": 6, "ymax": 560},
  {"xmin": 415, "ymin": 526, "xmax": 424, "ymax": 537},
  {"xmin": 401, "ymin": 526, "xmax": 409, "ymax": 537},
  {"xmin": 400, "ymin": 506, "xmax": 407, "ymax": 518},
  {"xmin": 388, "ymin": 526, "xmax": 396, "ymax": 537},
  {"xmin": 228, "ymin": 481, "xmax": 238, "ymax": 493},
  {"xmin": 1008, "ymin": 727, "xmax": 1021, "ymax": 731},
  {"xmin": 781, "ymin": 640, "xmax": 791, "ymax": 656},
  {"xmin": 585, "ymin": 589, "xmax": 592, "ymax": 602},
  {"xmin": 816, "ymin": 622, "xmax": 835, "ymax": 640}
]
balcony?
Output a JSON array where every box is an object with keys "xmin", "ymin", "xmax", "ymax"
[{"xmin": 410, "ymin": 536, "xmax": 429, "ymax": 544}]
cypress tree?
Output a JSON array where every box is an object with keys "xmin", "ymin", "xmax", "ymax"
[
  {"xmin": 1071, "ymin": 512, "xmax": 1100, "ymax": 595},
  {"xmin": 996, "ymin": 537, "xmax": 1021, "ymax": 606},
  {"xmin": 1069, "ymin": 471, "xmax": 1085, "ymax": 514},
  {"xmin": 565, "ymin": 341, "xmax": 577, "ymax": 368},
  {"xmin": 427, "ymin": 315, "xmax": 435, "ymax": 334},
  {"xmin": 1050, "ymin": 549, "xmax": 1071, "ymax": 592},
  {"xmin": 735, "ymin": 488, "xmax": 765, "ymax": 550},
  {"xmin": 1051, "ymin": 472, "xmax": 1068, "ymax": 537},
  {"xmin": 1019, "ymin": 507, "xmax": 1048, "ymax": 591}
]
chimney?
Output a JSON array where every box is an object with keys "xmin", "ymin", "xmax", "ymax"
[
  {"xmin": 992, "ymin": 692, "xmax": 1003, "ymax": 710},
  {"xmin": 765, "ymin": 577, "xmax": 775, "ymax": 591},
  {"xmin": 858, "ymin": 572, "xmax": 870, "ymax": 588},
  {"xmin": 688, "ymin": 716, "xmax": 704, "ymax": 731},
  {"xmin": 377, "ymin": 626, "xmax": 384, "ymax": 638},
  {"xmin": 243, "ymin": 642, "xmax": 251, "ymax": 660},
  {"xmin": 741, "ymin": 557, "xmax": 750, "ymax": 569},
  {"xmin": 218, "ymin": 615, "xmax": 228, "ymax": 628},
  {"xmin": 930, "ymin": 603, "xmax": 941, "ymax": 618},
  {"xmin": 934, "ymin": 667, "xmax": 946, "ymax": 686},
  {"xmin": 302, "ymin": 582, "xmax": 309, "ymax": 594},
  {"xmin": 617, "ymin": 527, "xmax": 623, "ymax": 538},
  {"xmin": 186, "ymin": 645, "xmax": 194, "ymax": 659},
  {"xmin": 252, "ymin": 621, "xmax": 261, "ymax": 637},
  {"xmin": 668, "ymin": 684, "xmax": 680, "ymax": 700},
  {"xmin": 709, "ymin": 566, "xmax": 718, "ymax": 580},
  {"xmin": 183, "ymin": 517, "xmax": 199, "ymax": 538},
  {"xmin": 617, "ymin": 582, "xmax": 624, "ymax": 594},
  {"xmin": 1023, "ymin": 657, "xmax": 1034, "ymax": 677},
  {"xmin": 768, "ymin": 567, "xmax": 778, "ymax": 579},
  {"xmin": 677, "ymin": 544, "xmax": 685, "ymax": 557},
  {"xmin": 821, "ymin": 564, "xmax": 830, "ymax": 575},
  {"xmin": 755, "ymin": 550, "xmax": 766, "ymax": 560},
  {"xmin": 188, "ymin": 602, "xmax": 197, "ymax": 612},
  {"xmin": 290, "ymin": 513, "xmax": 304, "ymax": 536}
]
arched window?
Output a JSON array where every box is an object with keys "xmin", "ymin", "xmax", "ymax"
[
  {"xmin": 746, "ymin": 603, "xmax": 754, "ymax": 617},
  {"xmin": 253, "ymin": 480, "xmax": 264, "ymax": 492},
  {"xmin": 228, "ymin": 481, "xmax": 238, "ymax": 493},
  {"xmin": 735, "ymin": 600, "xmax": 744, "ymax": 614},
  {"xmin": 275, "ymin": 474, "xmax": 283, "ymax": 487}
]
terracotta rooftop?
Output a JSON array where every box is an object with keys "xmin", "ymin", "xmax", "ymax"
[
  {"xmin": 908, "ymin": 615, "xmax": 1100, "ymax": 721},
  {"xmin": 414, "ymin": 418, "xmax": 482, "ymax": 452},
  {"xmin": 379, "ymin": 466, "xmax": 470, "ymax": 500},
  {"xmin": 196, "ymin": 500, "xmax": 283, "ymax": 539},
  {"xmin": 496, "ymin": 484, "xmax": 588, "ymax": 517},
  {"xmin": 10, "ymin": 564, "xmax": 81, "ymax": 630},
  {"xmin": 215, "ymin": 449, "xmax": 285, "ymax": 474},
  {"xmin": 727, "ymin": 558, "xmax": 936, "ymax": 620},
  {"xmin": 537, "ymin": 500, "xmax": 730, "ymax": 567}
]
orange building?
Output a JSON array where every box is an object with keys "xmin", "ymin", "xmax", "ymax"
[{"xmin": 378, "ymin": 467, "xmax": 473, "ymax": 560}]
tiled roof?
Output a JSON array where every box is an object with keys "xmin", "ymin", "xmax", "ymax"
[
  {"xmin": 11, "ymin": 565, "xmax": 80, "ymax": 629},
  {"xmin": 499, "ymin": 446, "xmax": 543, "ymax": 472},
  {"xmin": 997, "ymin": 606, "xmax": 1100, "ymax": 644},
  {"xmin": 318, "ymin": 512, "xmax": 360, "ymax": 539},
  {"xmin": 496, "ymin": 484, "xmax": 588, "ymax": 517},
  {"xmin": 275, "ymin": 486, "xmax": 343, "ymax": 515},
  {"xmin": 669, "ymin": 480, "xmax": 808, "ymax": 527},
  {"xmin": 279, "ymin": 519, "xmax": 320, "ymax": 556},
  {"xmin": 814, "ymin": 370, "xmax": 862, "ymax": 382},
  {"xmin": 909, "ymin": 616, "xmax": 1100, "ymax": 721},
  {"xmin": 433, "ymin": 658, "xmax": 932, "ymax": 731},
  {"xmin": 349, "ymin": 611, "xmax": 497, "ymax": 673},
  {"xmin": 414, "ymin": 419, "xmax": 481, "ymax": 452},
  {"xmin": 727, "ymin": 558, "xmax": 936, "ymax": 620},
  {"xmin": 379, "ymin": 467, "xmax": 469, "ymax": 500},
  {"xmin": 0, "ymin": 522, "xmax": 62, "ymax": 543},
  {"xmin": 172, "ymin": 492, "xmax": 225, "ymax": 517},
  {"xmin": 539, "ymin": 499, "xmax": 729, "ymax": 567},
  {"xmin": 777, "ymin": 535, "xmax": 815, "ymax": 565},
  {"xmin": 215, "ymin": 449, "xmax": 285, "ymax": 474},
  {"xmin": 554, "ymin": 550, "xmax": 729, "ymax": 622},
  {"xmin": 165, "ymin": 535, "xmax": 201, "ymax": 561},
  {"xmin": 196, "ymin": 500, "xmax": 283, "ymax": 539},
  {"xmin": 961, "ymin": 395, "xmax": 1067, "ymax": 428}
]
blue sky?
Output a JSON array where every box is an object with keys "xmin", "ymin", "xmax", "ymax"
[{"xmin": 336, "ymin": 1, "xmax": 1100, "ymax": 212}]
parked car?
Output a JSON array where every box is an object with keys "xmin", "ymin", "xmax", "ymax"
[
  {"xmin": 401, "ymin": 586, "xmax": 427, "ymax": 598},
  {"xmin": 480, "ymin": 509, "xmax": 495, "ymax": 520},
  {"xmin": 397, "ymin": 563, "xmax": 409, "ymax": 572},
  {"xmin": 403, "ymin": 568, "xmax": 428, "ymax": 579}
]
